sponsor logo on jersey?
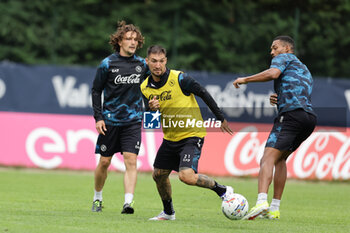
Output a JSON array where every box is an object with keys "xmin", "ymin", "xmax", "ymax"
[
  {"xmin": 111, "ymin": 68, "xmax": 119, "ymax": 73},
  {"xmin": 114, "ymin": 74, "xmax": 141, "ymax": 84},
  {"xmin": 149, "ymin": 91, "xmax": 172, "ymax": 101}
]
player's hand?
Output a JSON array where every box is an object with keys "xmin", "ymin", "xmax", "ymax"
[
  {"xmin": 149, "ymin": 96, "xmax": 160, "ymax": 111},
  {"xmin": 96, "ymin": 120, "xmax": 107, "ymax": 135},
  {"xmin": 233, "ymin": 77, "xmax": 247, "ymax": 88},
  {"xmin": 270, "ymin": 93, "xmax": 278, "ymax": 106},
  {"xmin": 220, "ymin": 119, "xmax": 233, "ymax": 135}
]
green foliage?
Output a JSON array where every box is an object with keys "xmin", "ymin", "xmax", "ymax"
[{"xmin": 0, "ymin": 0, "xmax": 350, "ymax": 77}]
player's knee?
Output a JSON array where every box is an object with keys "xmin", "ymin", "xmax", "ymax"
[
  {"xmin": 152, "ymin": 171, "xmax": 164, "ymax": 183},
  {"xmin": 152, "ymin": 172, "xmax": 158, "ymax": 182},
  {"xmin": 178, "ymin": 172, "xmax": 195, "ymax": 185},
  {"xmin": 259, "ymin": 156, "xmax": 265, "ymax": 166},
  {"xmin": 260, "ymin": 156, "xmax": 270, "ymax": 169},
  {"xmin": 99, "ymin": 159, "xmax": 111, "ymax": 169},
  {"xmin": 124, "ymin": 158, "xmax": 137, "ymax": 169},
  {"xmin": 123, "ymin": 153, "xmax": 137, "ymax": 166}
]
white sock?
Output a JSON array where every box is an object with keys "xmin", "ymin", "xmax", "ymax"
[
  {"xmin": 270, "ymin": 198, "xmax": 281, "ymax": 211},
  {"xmin": 94, "ymin": 190, "xmax": 102, "ymax": 201},
  {"xmin": 256, "ymin": 193, "xmax": 268, "ymax": 205},
  {"xmin": 124, "ymin": 193, "xmax": 134, "ymax": 204}
]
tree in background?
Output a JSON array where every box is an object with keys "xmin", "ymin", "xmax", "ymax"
[{"xmin": 0, "ymin": 0, "xmax": 349, "ymax": 78}]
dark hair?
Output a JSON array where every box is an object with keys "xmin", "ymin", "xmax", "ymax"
[
  {"xmin": 273, "ymin": 35, "xmax": 294, "ymax": 51},
  {"xmin": 109, "ymin": 21, "xmax": 145, "ymax": 52},
  {"xmin": 147, "ymin": 45, "xmax": 167, "ymax": 57}
]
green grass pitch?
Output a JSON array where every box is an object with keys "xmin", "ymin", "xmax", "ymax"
[{"xmin": 0, "ymin": 168, "xmax": 349, "ymax": 233}]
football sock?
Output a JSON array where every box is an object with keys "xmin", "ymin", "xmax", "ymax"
[
  {"xmin": 94, "ymin": 190, "xmax": 102, "ymax": 201},
  {"xmin": 270, "ymin": 198, "xmax": 280, "ymax": 211},
  {"xmin": 211, "ymin": 181, "xmax": 227, "ymax": 197},
  {"xmin": 124, "ymin": 193, "xmax": 134, "ymax": 204},
  {"xmin": 256, "ymin": 193, "xmax": 268, "ymax": 205},
  {"xmin": 162, "ymin": 199, "xmax": 175, "ymax": 215}
]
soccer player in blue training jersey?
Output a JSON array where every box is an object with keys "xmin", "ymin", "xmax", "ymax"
[
  {"xmin": 91, "ymin": 21, "xmax": 149, "ymax": 214},
  {"xmin": 233, "ymin": 35, "xmax": 317, "ymax": 220},
  {"xmin": 141, "ymin": 45, "xmax": 234, "ymax": 221}
]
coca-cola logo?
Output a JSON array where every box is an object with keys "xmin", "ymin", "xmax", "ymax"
[
  {"xmin": 224, "ymin": 127, "xmax": 350, "ymax": 180},
  {"xmin": 224, "ymin": 126, "xmax": 264, "ymax": 176},
  {"xmin": 114, "ymin": 74, "xmax": 141, "ymax": 85},
  {"xmin": 293, "ymin": 131, "xmax": 350, "ymax": 180},
  {"xmin": 149, "ymin": 91, "xmax": 172, "ymax": 101}
]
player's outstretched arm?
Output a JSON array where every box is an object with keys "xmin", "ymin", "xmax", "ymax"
[
  {"xmin": 178, "ymin": 73, "xmax": 233, "ymax": 135},
  {"xmin": 233, "ymin": 68, "xmax": 281, "ymax": 88},
  {"xmin": 232, "ymin": 77, "xmax": 247, "ymax": 88}
]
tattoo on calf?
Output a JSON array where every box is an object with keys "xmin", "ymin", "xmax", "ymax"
[
  {"xmin": 196, "ymin": 174, "xmax": 215, "ymax": 188},
  {"xmin": 153, "ymin": 168, "xmax": 172, "ymax": 200}
]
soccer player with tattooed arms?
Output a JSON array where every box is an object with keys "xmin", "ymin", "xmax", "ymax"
[
  {"xmin": 140, "ymin": 45, "xmax": 234, "ymax": 221},
  {"xmin": 91, "ymin": 21, "xmax": 149, "ymax": 214}
]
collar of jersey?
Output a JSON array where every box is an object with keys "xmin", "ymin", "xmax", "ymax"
[
  {"xmin": 147, "ymin": 68, "xmax": 170, "ymax": 89},
  {"xmin": 115, "ymin": 52, "xmax": 135, "ymax": 60}
]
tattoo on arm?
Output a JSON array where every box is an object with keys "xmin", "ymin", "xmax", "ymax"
[{"xmin": 196, "ymin": 174, "xmax": 215, "ymax": 189}]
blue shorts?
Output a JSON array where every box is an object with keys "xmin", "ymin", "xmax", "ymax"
[
  {"xmin": 95, "ymin": 122, "xmax": 141, "ymax": 157},
  {"xmin": 266, "ymin": 109, "xmax": 317, "ymax": 152},
  {"xmin": 153, "ymin": 137, "xmax": 204, "ymax": 173}
]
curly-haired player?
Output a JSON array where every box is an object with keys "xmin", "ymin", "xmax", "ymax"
[{"xmin": 91, "ymin": 21, "xmax": 149, "ymax": 214}]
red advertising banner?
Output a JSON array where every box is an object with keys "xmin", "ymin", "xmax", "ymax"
[
  {"xmin": 200, "ymin": 124, "xmax": 350, "ymax": 180},
  {"xmin": 0, "ymin": 112, "xmax": 162, "ymax": 171},
  {"xmin": 1, "ymin": 112, "xmax": 349, "ymax": 180}
]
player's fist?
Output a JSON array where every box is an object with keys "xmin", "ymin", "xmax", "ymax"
[
  {"xmin": 233, "ymin": 77, "xmax": 247, "ymax": 88},
  {"xmin": 269, "ymin": 93, "xmax": 278, "ymax": 106},
  {"xmin": 149, "ymin": 96, "xmax": 160, "ymax": 111}
]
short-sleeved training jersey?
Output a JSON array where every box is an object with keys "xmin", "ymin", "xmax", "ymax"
[
  {"xmin": 92, "ymin": 52, "xmax": 149, "ymax": 126},
  {"xmin": 270, "ymin": 53, "xmax": 315, "ymax": 115}
]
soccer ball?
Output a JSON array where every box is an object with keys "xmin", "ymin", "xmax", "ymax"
[{"xmin": 221, "ymin": 193, "xmax": 249, "ymax": 220}]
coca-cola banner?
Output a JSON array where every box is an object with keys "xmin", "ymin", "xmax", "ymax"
[
  {"xmin": 1, "ymin": 111, "xmax": 349, "ymax": 180},
  {"xmin": 200, "ymin": 124, "xmax": 350, "ymax": 180},
  {"xmin": 0, "ymin": 61, "xmax": 349, "ymax": 180},
  {"xmin": 0, "ymin": 61, "xmax": 349, "ymax": 127}
]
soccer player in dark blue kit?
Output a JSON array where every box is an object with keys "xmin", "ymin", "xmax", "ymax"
[
  {"xmin": 91, "ymin": 21, "xmax": 149, "ymax": 214},
  {"xmin": 233, "ymin": 36, "xmax": 317, "ymax": 220}
]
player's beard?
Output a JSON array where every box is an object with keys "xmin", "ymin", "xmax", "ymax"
[{"xmin": 152, "ymin": 69, "xmax": 164, "ymax": 78}]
